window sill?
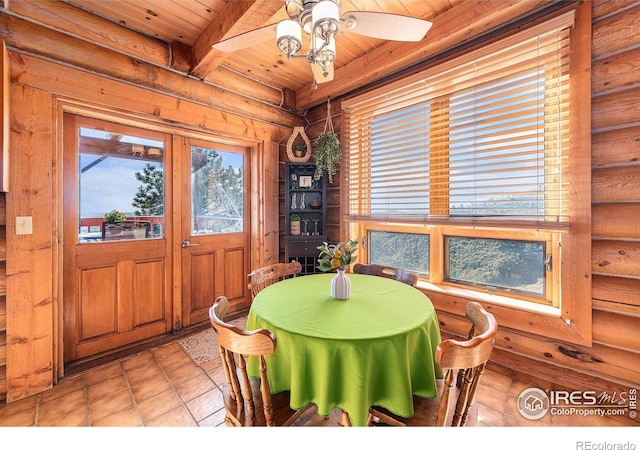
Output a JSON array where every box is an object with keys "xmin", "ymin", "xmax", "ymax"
[
  {"xmin": 416, "ymin": 279, "xmax": 592, "ymax": 346},
  {"xmin": 416, "ymin": 280, "xmax": 561, "ymax": 317}
]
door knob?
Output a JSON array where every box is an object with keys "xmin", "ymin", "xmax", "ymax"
[{"xmin": 181, "ymin": 240, "xmax": 200, "ymax": 248}]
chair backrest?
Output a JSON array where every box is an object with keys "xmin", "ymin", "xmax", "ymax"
[
  {"xmin": 247, "ymin": 261, "xmax": 302, "ymax": 299},
  {"xmin": 352, "ymin": 263, "xmax": 417, "ymax": 286},
  {"xmin": 434, "ymin": 301, "xmax": 497, "ymax": 426},
  {"xmin": 209, "ymin": 296, "xmax": 278, "ymax": 426}
]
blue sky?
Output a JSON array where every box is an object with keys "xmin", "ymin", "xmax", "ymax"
[
  {"xmin": 79, "ymin": 155, "xmax": 160, "ymax": 218},
  {"xmin": 79, "ymin": 127, "xmax": 164, "ymax": 218}
]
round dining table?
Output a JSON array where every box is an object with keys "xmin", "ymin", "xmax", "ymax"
[{"xmin": 245, "ymin": 272, "xmax": 443, "ymax": 427}]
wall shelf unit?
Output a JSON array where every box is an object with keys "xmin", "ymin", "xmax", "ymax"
[{"xmin": 284, "ymin": 163, "xmax": 326, "ymax": 275}]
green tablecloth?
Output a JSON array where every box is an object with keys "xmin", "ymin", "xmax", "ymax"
[{"xmin": 246, "ymin": 273, "xmax": 443, "ymax": 427}]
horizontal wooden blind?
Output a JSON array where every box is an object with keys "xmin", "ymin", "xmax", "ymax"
[{"xmin": 344, "ymin": 11, "xmax": 574, "ymax": 226}]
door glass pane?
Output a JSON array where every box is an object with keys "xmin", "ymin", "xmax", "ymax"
[
  {"xmin": 78, "ymin": 128, "xmax": 165, "ymax": 243},
  {"xmin": 191, "ymin": 146, "xmax": 244, "ymax": 235}
]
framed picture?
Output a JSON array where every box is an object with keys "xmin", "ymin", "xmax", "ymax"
[{"xmin": 299, "ymin": 175, "xmax": 312, "ymax": 187}]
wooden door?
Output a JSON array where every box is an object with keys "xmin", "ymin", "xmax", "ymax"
[
  {"xmin": 62, "ymin": 114, "xmax": 173, "ymax": 362},
  {"xmin": 180, "ymin": 138, "xmax": 251, "ymax": 326}
]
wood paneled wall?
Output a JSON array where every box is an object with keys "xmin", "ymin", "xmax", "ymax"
[
  {"xmin": 0, "ymin": 10, "xmax": 302, "ymax": 401},
  {"xmin": 298, "ymin": 1, "xmax": 640, "ymax": 387}
]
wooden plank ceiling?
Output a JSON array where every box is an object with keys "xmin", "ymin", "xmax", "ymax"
[{"xmin": 60, "ymin": 0, "xmax": 558, "ymax": 111}]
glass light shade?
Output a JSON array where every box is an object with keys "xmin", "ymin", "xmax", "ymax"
[
  {"xmin": 276, "ymin": 19, "xmax": 302, "ymax": 56},
  {"xmin": 312, "ymin": 1, "xmax": 339, "ymax": 25},
  {"xmin": 312, "ymin": 1, "xmax": 340, "ymax": 39}
]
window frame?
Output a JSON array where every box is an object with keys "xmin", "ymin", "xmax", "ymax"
[
  {"xmin": 361, "ymin": 222, "xmax": 560, "ymax": 308},
  {"xmin": 344, "ymin": 3, "xmax": 592, "ymax": 346}
]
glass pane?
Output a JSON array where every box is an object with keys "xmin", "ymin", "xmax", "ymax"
[
  {"xmin": 191, "ymin": 146, "xmax": 244, "ymax": 235},
  {"xmin": 78, "ymin": 128, "xmax": 165, "ymax": 243},
  {"xmin": 369, "ymin": 231, "xmax": 429, "ymax": 275},
  {"xmin": 446, "ymin": 236, "xmax": 545, "ymax": 297}
]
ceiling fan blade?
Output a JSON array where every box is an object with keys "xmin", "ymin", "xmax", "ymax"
[
  {"xmin": 212, "ymin": 23, "xmax": 277, "ymax": 53},
  {"xmin": 341, "ymin": 11, "xmax": 432, "ymax": 42},
  {"xmin": 312, "ymin": 62, "xmax": 334, "ymax": 84}
]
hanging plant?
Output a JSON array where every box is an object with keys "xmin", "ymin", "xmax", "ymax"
[
  {"xmin": 313, "ymin": 132, "xmax": 340, "ymax": 183},
  {"xmin": 313, "ymin": 99, "xmax": 341, "ymax": 183}
]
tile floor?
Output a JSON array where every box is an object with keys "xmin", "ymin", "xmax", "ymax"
[{"xmin": 0, "ymin": 330, "xmax": 637, "ymax": 428}]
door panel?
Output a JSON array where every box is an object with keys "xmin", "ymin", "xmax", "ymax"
[
  {"xmin": 180, "ymin": 139, "xmax": 251, "ymax": 326},
  {"xmin": 79, "ymin": 267, "xmax": 117, "ymax": 340},
  {"xmin": 189, "ymin": 252, "xmax": 216, "ymax": 315},
  {"xmin": 63, "ymin": 114, "xmax": 173, "ymax": 363},
  {"xmin": 133, "ymin": 259, "xmax": 165, "ymax": 326},
  {"xmin": 71, "ymin": 241, "xmax": 172, "ymax": 360},
  {"xmin": 224, "ymin": 248, "xmax": 247, "ymax": 300}
]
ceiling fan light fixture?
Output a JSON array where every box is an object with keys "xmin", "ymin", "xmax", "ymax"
[{"xmin": 276, "ymin": 19, "xmax": 302, "ymax": 58}]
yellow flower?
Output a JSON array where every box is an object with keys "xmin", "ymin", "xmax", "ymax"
[{"xmin": 316, "ymin": 239, "xmax": 359, "ymax": 272}]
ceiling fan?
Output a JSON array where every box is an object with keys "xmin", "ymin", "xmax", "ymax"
[{"xmin": 212, "ymin": 0, "xmax": 432, "ymax": 88}]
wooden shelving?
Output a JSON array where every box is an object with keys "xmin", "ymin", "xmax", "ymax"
[{"xmin": 284, "ymin": 163, "xmax": 326, "ymax": 275}]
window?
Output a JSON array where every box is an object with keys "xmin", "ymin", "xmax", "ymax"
[
  {"xmin": 190, "ymin": 146, "xmax": 245, "ymax": 234},
  {"xmin": 368, "ymin": 230, "xmax": 430, "ymax": 276},
  {"xmin": 78, "ymin": 127, "xmax": 165, "ymax": 242},
  {"xmin": 344, "ymin": 8, "xmax": 592, "ymax": 344},
  {"xmin": 445, "ymin": 236, "xmax": 546, "ymax": 299}
]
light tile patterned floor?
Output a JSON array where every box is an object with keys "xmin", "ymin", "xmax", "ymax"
[{"xmin": 0, "ymin": 333, "xmax": 637, "ymax": 428}]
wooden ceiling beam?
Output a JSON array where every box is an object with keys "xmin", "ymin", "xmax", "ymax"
[
  {"xmin": 0, "ymin": 13, "xmax": 303, "ymax": 129},
  {"xmin": 295, "ymin": 0, "xmax": 556, "ymax": 110},
  {"xmin": 8, "ymin": 0, "xmax": 169, "ymax": 66},
  {"xmin": 190, "ymin": 0, "xmax": 282, "ymax": 79}
]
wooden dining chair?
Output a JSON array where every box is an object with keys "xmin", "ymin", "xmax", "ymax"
[
  {"xmin": 368, "ymin": 301, "xmax": 497, "ymax": 427},
  {"xmin": 247, "ymin": 260, "xmax": 302, "ymax": 300},
  {"xmin": 352, "ymin": 263, "xmax": 418, "ymax": 286},
  {"xmin": 209, "ymin": 295, "xmax": 307, "ymax": 426}
]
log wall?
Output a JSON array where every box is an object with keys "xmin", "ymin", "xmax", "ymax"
[
  {"xmin": 589, "ymin": 0, "xmax": 640, "ymax": 375},
  {"xmin": 0, "ymin": 8, "xmax": 302, "ymax": 401}
]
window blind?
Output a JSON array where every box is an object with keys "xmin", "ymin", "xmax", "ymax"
[{"xmin": 343, "ymin": 12, "xmax": 574, "ymax": 225}]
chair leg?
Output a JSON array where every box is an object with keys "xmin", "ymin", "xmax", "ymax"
[{"xmin": 340, "ymin": 410, "xmax": 352, "ymax": 426}]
